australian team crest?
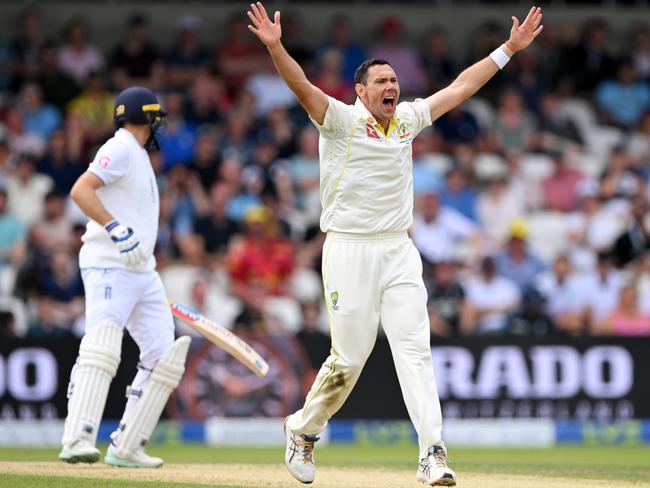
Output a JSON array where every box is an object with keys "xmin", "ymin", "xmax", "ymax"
[{"xmin": 330, "ymin": 291, "xmax": 339, "ymax": 310}]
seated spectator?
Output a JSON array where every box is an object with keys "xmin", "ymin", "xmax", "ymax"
[
  {"xmin": 535, "ymin": 92, "xmax": 584, "ymax": 151},
  {"xmin": 0, "ymin": 185, "xmax": 26, "ymax": 270},
  {"xmin": 439, "ymin": 166, "xmax": 478, "ymax": 221},
  {"xmin": 369, "ymin": 16, "xmax": 426, "ymax": 95},
  {"xmin": 600, "ymin": 146, "xmax": 643, "ymax": 201},
  {"xmin": 317, "ymin": 15, "xmax": 366, "ymax": 84},
  {"xmin": 541, "ymin": 151, "xmax": 586, "ymax": 212},
  {"xmin": 66, "ymin": 70, "xmax": 114, "ymax": 145},
  {"xmin": 412, "ymin": 191, "xmax": 479, "ymax": 264},
  {"xmin": 189, "ymin": 126, "xmax": 221, "ymax": 191},
  {"xmin": 535, "ymin": 254, "xmax": 585, "ymax": 334},
  {"xmin": 111, "ymin": 13, "xmax": 162, "ymax": 91},
  {"xmin": 426, "ymin": 260, "xmax": 465, "ymax": 336},
  {"xmin": 625, "ymin": 111, "xmax": 650, "ymax": 173},
  {"xmin": 266, "ymin": 107, "xmax": 297, "ymax": 159},
  {"xmin": 56, "ymin": 17, "xmax": 104, "ymax": 85},
  {"xmin": 493, "ymin": 88, "xmax": 537, "ymax": 153},
  {"xmin": 421, "ymin": 27, "xmax": 455, "ymax": 93},
  {"xmin": 411, "ymin": 130, "xmax": 443, "ymax": 197},
  {"xmin": 313, "ymin": 49, "xmax": 354, "ymax": 104},
  {"xmin": 11, "ymin": 6, "xmax": 45, "ymax": 85},
  {"xmin": 19, "ymin": 82, "xmax": 61, "ymax": 144},
  {"xmin": 218, "ymin": 111, "xmax": 254, "ymax": 162},
  {"xmin": 7, "ymin": 153, "xmax": 53, "ymax": 227},
  {"xmin": 228, "ymin": 206, "xmax": 294, "ymax": 308},
  {"xmin": 37, "ymin": 41, "xmax": 81, "ymax": 111},
  {"xmin": 594, "ymin": 283, "xmax": 650, "ymax": 336},
  {"xmin": 477, "ymin": 173, "xmax": 524, "ymax": 249},
  {"xmin": 612, "ymin": 194, "xmax": 650, "ymax": 267},
  {"xmin": 185, "ymin": 70, "xmax": 226, "ymax": 126},
  {"xmin": 461, "ymin": 256, "xmax": 521, "ymax": 334},
  {"xmin": 228, "ymin": 165, "xmax": 264, "ymax": 223},
  {"xmin": 31, "ymin": 189, "xmax": 72, "ymax": 251},
  {"xmin": 36, "ymin": 129, "xmax": 83, "ymax": 194},
  {"xmin": 494, "ymin": 219, "xmax": 546, "ymax": 291},
  {"xmin": 3, "ymin": 104, "xmax": 47, "ymax": 157},
  {"xmin": 194, "ymin": 181, "xmax": 240, "ymax": 257},
  {"xmin": 290, "ymin": 126, "xmax": 321, "ymax": 224},
  {"xmin": 166, "ymin": 15, "xmax": 210, "ymax": 88},
  {"xmin": 245, "ymin": 60, "xmax": 297, "ymax": 118},
  {"xmin": 596, "ymin": 57, "xmax": 650, "ymax": 130},
  {"xmin": 580, "ymin": 251, "xmax": 625, "ymax": 329},
  {"xmin": 158, "ymin": 91, "xmax": 198, "ymax": 171},
  {"xmin": 434, "ymin": 106, "xmax": 480, "ymax": 148}
]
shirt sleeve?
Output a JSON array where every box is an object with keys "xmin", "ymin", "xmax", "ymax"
[
  {"xmin": 87, "ymin": 140, "xmax": 131, "ymax": 185},
  {"xmin": 396, "ymin": 98, "xmax": 432, "ymax": 139},
  {"xmin": 309, "ymin": 96, "xmax": 356, "ymax": 139}
]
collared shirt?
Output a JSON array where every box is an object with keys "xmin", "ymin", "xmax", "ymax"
[
  {"xmin": 312, "ymin": 96, "xmax": 432, "ymax": 234},
  {"xmin": 79, "ymin": 128, "xmax": 158, "ymax": 271}
]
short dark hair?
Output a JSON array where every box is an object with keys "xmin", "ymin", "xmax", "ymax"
[{"xmin": 354, "ymin": 58, "xmax": 392, "ymax": 85}]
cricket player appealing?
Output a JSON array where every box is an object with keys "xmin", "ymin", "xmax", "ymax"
[
  {"xmin": 59, "ymin": 87, "xmax": 191, "ymax": 468},
  {"xmin": 248, "ymin": 2, "xmax": 543, "ymax": 486}
]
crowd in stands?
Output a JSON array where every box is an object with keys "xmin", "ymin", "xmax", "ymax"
[{"xmin": 0, "ymin": 7, "xmax": 650, "ymax": 340}]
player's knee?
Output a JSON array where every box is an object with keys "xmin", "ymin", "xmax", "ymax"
[{"xmin": 139, "ymin": 332, "xmax": 175, "ymax": 366}]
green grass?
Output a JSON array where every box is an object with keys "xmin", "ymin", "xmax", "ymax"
[
  {"xmin": 0, "ymin": 474, "xmax": 227, "ymax": 488},
  {"xmin": 1, "ymin": 444, "xmax": 650, "ymax": 486}
]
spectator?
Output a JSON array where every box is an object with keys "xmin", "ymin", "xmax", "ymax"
[
  {"xmin": 439, "ymin": 166, "xmax": 478, "ymax": 221},
  {"xmin": 477, "ymin": 174, "xmax": 525, "ymax": 249},
  {"xmin": 19, "ymin": 82, "xmax": 61, "ymax": 144},
  {"xmin": 535, "ymin": 254, "xmax": 585, "ymax": 335},
  {"xmin": 66, "ymin": 70, "xmax": 114, "ymax": 145},
  {"xmin": 11, "ymin": 6, "xmax": 45, "ymax": 85},
  {"xmin": 580, "ymin": 251, "xmax": 625, "ymax": 329},
  {"xmin": 158, "ymin": 90, "xmax": 198, "ymax": 171},
  {"xmin": 612, "ymin": 195, "xmax": 650, "ymax": 268},
  {"xmin": 369, "ymin": 16, "xmax": 427, "ymax": 95},
  {"xmin": 31, "ymin": 189, "xmax": 72, "ymax": 251},
  {"xmin": 7, "ymin": 153, "xmax": 53, "ymax": 227},
  {"xmin": 421, "ymin": 27, "xmax": 455, "ymax": 93},
  {"xmin": 596, "ymin": 58, "xmax": 650, "ymax": 130},
  {"xmin": 0, "ymin": 184, "xmax": 26, "ymax": 270},
  {"xmin": 37, "ymin": 42, "xmax": 81, "ymax": 110},
  {"xmin": 188, "ymin": 126, "xmax": 221, "ymax": 191},
  {"xmin": 290, "ymin": 126, "xmax": 321, "ymax": 223},
  {"xmin": 594, "ymin": 283, "xmax": 650, "ymax": 336},
  {"xmin": 36, "ymin": 130, "xmax": 83, "ymax": 194},
  {"xmin": 313, "ymin": 49, "xmax": 354, "ymax": 104},
  {"xmin": 434, "ymin": 106, "xmax": 480, "ymax": 148},
  {"xmin": 194, "ymin": 181, "xmax": 240, "ymax": 257},
  {"xmin": 3, "ymin": 104, "xmax": 47, "ymax": 156},
  {"xmin": 541, "ymin": 151, "xmax": 586, "ymax": 212},
  {"xmin": 426, "ymin": 260, "xmax": 465, "ymax": 336},
  {"xmin": 317, "ymin": 15, "xmax": 366, "ymax": 84},
  {"xmin": 412, "ymin": 191, "xmax": 479, "ymax": 264},
  {"xmin": 57, "ymin": 18, "xmax": 104, "ymax": 84},
  {"xmin": 245, "ymin": 59, "xmax": 297, "ymax": 118},
  {"xmin": 219, "ymin": 111, "xmax": 254, "ymax": 162},
  {"xmin": 630, "ymin": 23, "xmax": 650, "ymax": 82},
  {"xmin": 626, "ymin": 112, "xmax": 650, "ymax": 168},
  {"xmin": 228, "ymin": 205, "xmax": 294, "ymax": 307},
  {"xmin": 166, "ymin": 15, "xmax": 210, "ymax": 88},
  {"xmin": 494, "ymin": 219, "xmax": 546, "ymax": 291},
  {"xmin": 493, "ymin": 87, "xmax": 537, "ymax": 153},
  {"xmin": 535, "ymin": 92, "xmax": 584, "ymax": 151},
  {"xmin": 111, "ymin": 13, "xmax": 162, "ymax": 91},
  {"xmin": 600, "ymin": 146, "xmax": 643, "ymax": 201},
  {"xmin": 461, "ymin": 256, "xmax": 521, "ymax": 334},
  {"xmin": 185, "ymin": 69, "xmax": 226, "ymax": 126}
]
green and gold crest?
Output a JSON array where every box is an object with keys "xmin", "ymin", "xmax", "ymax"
[{"xmin": 331, "ymin": 291, "xmax": 339, "ymax": 306}]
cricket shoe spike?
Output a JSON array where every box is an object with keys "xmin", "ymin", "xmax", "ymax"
[
  {"xmin": 105, "ymin": 444, "xmax": 163, "ymax": 468},
  {"xmin": 284, "ymin": 419, "xmax": 318, "ymax": 484},
  {"xmin": 59, "ymin": 438, "xmax": 100, "ymax": 464},
  {"xmin": 416, "ymin": 444, "xmax": 457, "ymax": 486}
]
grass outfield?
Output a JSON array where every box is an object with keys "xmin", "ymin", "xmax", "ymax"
[{"xmin": 0, "ymin": 444, "xmax": 649, "ymax": 487}]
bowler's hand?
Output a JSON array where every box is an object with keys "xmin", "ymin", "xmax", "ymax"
[
  {"xmin": 105, "ymin": 220, "xmax": 146, "ymax": 268},
  {"xmin": 506, "ymin": 6, "xmax": 543, "ymax": 53},
  {"xmin": 247, "ymin": 2, "xmax": 282, "ymax": 48}
]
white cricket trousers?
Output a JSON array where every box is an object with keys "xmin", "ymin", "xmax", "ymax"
[
  {"xmin": 69, "ymin": 268, "xmax": 175, "ymax": 436},
  {"xmin": 286, "ymin": 232, "xmax": 443, "ymax": 459}
]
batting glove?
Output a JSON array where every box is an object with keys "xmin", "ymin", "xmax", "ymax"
[{"xmin": 105, "ymin": 220, "xmax": 146, "ymax": 268}]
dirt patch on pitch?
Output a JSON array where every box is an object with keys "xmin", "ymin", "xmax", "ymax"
[{"xmin": 0, "ymin": 462, "xmax": 647, "ymax": 487}]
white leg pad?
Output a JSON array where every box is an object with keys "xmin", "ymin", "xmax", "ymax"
[
  {"xmin": 61, "ymin": 321, "xmax": 123, "ymax": 448},
  {"xmin": 114, "ymin": 336, "xmax": 190, "ymax": 457}
]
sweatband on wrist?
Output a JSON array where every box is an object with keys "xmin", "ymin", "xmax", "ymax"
[{"xmin": 490, "ymin": 46, "xmax": 511, "ymax": 70}]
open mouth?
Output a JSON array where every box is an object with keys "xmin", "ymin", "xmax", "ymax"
[{"xmin": 382, "ymin": 96, "xmax": 395, "ymax": 109}]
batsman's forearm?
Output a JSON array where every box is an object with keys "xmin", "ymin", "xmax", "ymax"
[
  {"xmin": 70, "ymin": 183, "xmax": 114, "ymax": 226},
  {"xmin": 267, "ymin": 42, "xmax": 313, "ymax": 101}
]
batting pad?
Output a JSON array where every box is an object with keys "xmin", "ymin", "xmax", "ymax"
[
  {"xmin": 115, "ymin": 336, "xmax": 190, "ymax": 456},
  {"xmin": 61, "ymin": 321, "xmax": 123, "ymax": 447}
]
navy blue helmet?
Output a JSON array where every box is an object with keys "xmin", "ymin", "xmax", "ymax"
[{"xmin": 113, "ymin": 87, "xmax": 166, "ymax": 150}]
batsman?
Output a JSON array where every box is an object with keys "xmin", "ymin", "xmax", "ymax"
[
  {"xmin": 247, "ymin": 2, "xmax": 543, "ymax": 486},
  {"xmin": 59, "ymin": 87, "xmax": 189, "ymax": 468}
]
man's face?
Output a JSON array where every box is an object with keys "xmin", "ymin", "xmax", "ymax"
[{"xmin": 356, "ymin": 64, "xmax": 400, "ymax": 125}]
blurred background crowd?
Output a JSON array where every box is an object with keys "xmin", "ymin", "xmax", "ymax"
[{"xmin": 0, "ymin": 4, "xmax": 649, "ymax": 342}]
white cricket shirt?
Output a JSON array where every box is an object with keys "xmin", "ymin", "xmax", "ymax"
[
  {"xmin": 79, "ymin": 128, "xmax": 158, "ymax": 271},
  {"xmin": 312, "ymin": 97, "xmax": 432, "ymax": 234}
]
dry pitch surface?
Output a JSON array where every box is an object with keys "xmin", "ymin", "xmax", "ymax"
[{"xmin": 1, "ymin": 462, "xmax": 649, "ymax": 488}]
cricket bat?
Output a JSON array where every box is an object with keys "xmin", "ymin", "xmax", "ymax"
[{"xmin": 168, "ymin": 299, "xmax": 269, "ymax": 377}]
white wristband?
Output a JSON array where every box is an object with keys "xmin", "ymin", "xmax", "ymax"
[{"xmin": 490, "ymin": 45, "xmax": 511, "ymax": 70}]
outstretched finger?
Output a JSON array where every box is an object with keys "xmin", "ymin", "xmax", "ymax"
[
  {"xmin": 247, "ymin": 24, "xmax": 260, "ymax": 35},
  {"xmin": 533, "ymin": 13, "xmax": 542, "ymax": 29},
  {"xmin": 274, "ymin": 10, "xmax": 281, "ymax": 24},
  {"xmin": 257, "ymin": 2, "xmax": 270, "ymax": 21},
  {"xmin": 247, "ymin": 10, "xmax": 261, "ymax": 27},
  {"xmin": 251, "ymin": 3, "xmax": 263, "ymax": 21},
  {"xmin": 533, "ymin": 24, "xmax": 544, "ymax": 37},
  {"xmin": 523, "ymin": 6, "xmax": 536, "ymax": 25}
]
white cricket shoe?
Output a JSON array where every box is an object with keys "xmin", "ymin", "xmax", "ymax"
[
  {"xmin": 105, "ymin": 444, "xmax": 163, "ymax": 468},
  {"xmin": 416, "ymin": 444, "xmax": 457, "ymax": 486},
  {"xmin": 284, "ymin": 420, "xmax": 319, "ymax": 484},
  {"xmin": 59, "ymin": 439, "xmax": 100, "ymax": 464}
]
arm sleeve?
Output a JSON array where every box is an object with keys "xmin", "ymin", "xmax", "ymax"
[
  {"xmin": 396, "ymin": 98, "xmax": 433, "ymax": 139},
  {"xmin": 309, "ymin": 96, "xmax": 356, "ymax": 139},
  {"xmin": 87, "ymin": 140, "xmax": 131, "ymax": 185}
]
